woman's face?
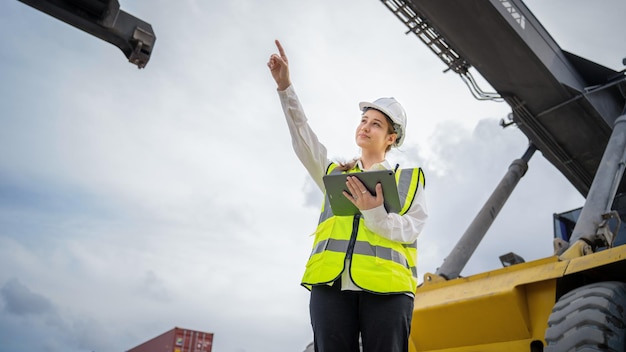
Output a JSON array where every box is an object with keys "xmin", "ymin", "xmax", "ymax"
[{"xmin": 355, "ymin": 109, "xmax": 397, "ymax": 152}]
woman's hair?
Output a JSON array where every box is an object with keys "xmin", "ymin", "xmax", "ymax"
[{"xmin": 335, "ymin": 109, "xmax": 398, "ymax": 171}]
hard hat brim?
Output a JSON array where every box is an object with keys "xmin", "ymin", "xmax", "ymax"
[{"xmin": 359, "ymin": 101, "xmax": 395, "ymax": 124}]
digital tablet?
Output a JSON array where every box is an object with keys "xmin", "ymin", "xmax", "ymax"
[{"xmin": 322, "ymin": 169, "xmax": 401, "ymax": 216}]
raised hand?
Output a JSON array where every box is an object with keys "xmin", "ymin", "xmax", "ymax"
[{"xmin": 267, "ymin": 40, "xmax": 291, "ymax": 91}]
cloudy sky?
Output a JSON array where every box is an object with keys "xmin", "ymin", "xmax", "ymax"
[{"xmin": 1, "ymin": 1, "xmax": 624, "ymax": 351}]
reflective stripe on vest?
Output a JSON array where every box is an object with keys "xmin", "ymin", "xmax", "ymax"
[
  {"xmin": 310, "ymin": 238, "xmax": 419, "ymax": 279},
  {"xmin": 302, "ymin": 163, "xmax": 424, "ymax": 294}
]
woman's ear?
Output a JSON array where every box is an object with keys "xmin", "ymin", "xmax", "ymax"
[{"xmin": 388, "ymin": 133, "xmax": 397, "ymax": 145}]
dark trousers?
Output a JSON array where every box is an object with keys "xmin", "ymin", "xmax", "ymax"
[{"xmin": 310, "ymin": 279, "xmax": 414, "ymax": 352}]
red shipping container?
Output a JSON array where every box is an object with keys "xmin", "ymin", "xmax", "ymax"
[{"xmin": 127, "ymin": 327, "xmax": 214, "ymax": 352}]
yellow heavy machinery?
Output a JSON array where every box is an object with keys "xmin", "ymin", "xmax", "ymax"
[{"xmin": 381, "ymin": 0, "xmax": 626, "ymax": 351}]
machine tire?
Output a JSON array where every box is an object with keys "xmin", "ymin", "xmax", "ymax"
[{"xmin": 545, "ymin": 281, "xmax": 626, "ymax": 351}]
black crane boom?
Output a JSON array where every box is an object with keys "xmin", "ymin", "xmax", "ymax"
[{"xmin": 383, "ymin": 0, "xmax": 626, "ymax": 196}]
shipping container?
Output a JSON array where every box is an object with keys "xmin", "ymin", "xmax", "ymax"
[{"xmin": 127, "ymin": 327, "xmax": 214, "ymax": 352}]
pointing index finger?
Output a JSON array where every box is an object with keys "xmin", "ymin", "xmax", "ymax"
[{"xmin": 275, "ymin": 39, "xmax": 287, "ymax": 60}]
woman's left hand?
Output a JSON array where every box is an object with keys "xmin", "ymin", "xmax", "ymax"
[{"xmin": 343, "ymin": 176, "xmax": 384, "ymax": 211}]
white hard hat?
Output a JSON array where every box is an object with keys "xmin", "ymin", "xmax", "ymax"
[{"xmin": 359, "ymin": 97, "xmax": 407, "ymax": 147}]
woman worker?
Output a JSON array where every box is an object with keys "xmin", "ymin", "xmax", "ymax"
[{"xmin": 267, "ymin": 39, "xmax": 428, "ymax": 352}]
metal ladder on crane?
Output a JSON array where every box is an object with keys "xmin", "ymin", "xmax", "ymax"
[{"xmin": 381, "ymin": 0, "xmax": 469, "ymax": 74}]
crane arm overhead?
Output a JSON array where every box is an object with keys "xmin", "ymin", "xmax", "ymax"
[
  {"xmin": 18, "ymin": 0, "xmax": 156, "ymax": 68},
  {"xmin": 383, "ymin": 0, "xmax": 626, "ymax": 196}
]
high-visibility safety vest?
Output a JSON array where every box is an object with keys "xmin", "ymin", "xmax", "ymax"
[{"xmin": 301, "ymin": 163, "xmax": 425, "ymax": 294}]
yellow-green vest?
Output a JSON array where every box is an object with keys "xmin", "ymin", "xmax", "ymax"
[{"xmin": 301, "ymin": 163, "xmax": 425, "ymax": 294}]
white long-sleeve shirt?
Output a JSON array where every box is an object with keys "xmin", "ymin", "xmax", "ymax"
[{"xmin": 278, "ymin": 85, "xmax": 428, "ymax": 291}]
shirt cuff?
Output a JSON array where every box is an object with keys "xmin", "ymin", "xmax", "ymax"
[
  {"xmin": 277, "ymin": 84, "xmax": 294, "ymax": 94},
  {"xmin": 361, "ymin": 204, "xmax": 388, "ymax": 223}
]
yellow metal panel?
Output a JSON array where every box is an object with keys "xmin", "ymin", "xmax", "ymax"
[
  {"xmin": 409, "ymin": 336, "xmax": 418, "ymax": 352},
  {"xmin": 410, "ymin": 256, "xmax": 567, "ymax": 351},
  {"xmin": 524, "ymin": 280, "xmax": 556, "ymax": 337},
  {"xmin": 409, "ymin": 338, "xmax": 537, "ymax": 352},
  {"xmin": 564, "ymin": 245, "xmax": 626, "ymax": 274}
]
